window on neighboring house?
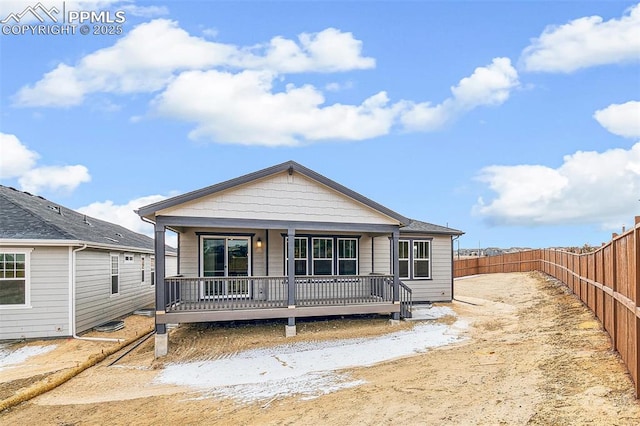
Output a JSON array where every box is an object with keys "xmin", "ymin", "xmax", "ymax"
[
  {"xmin": 141, "ymin": 255, "xmax": 146, "ymax": 284},
  {"xmin": 338, "ymin": 238, "xmax": 358, "ymax": 275},
  {"xmin": 124, "ymin": 253, "xmax": 134, "ymax": 264},
  {"xmin": 398, "ymin": 240, "xmax": 410, "ymax": 279},
  {"xmin": 312, "ymin": 238, "xmax": 333, "ymax": 275},
  {"xmin": 285, "ymin": 237, "xmax": 308, "ymax": 275},
  {"xmin": 413, "ymin": 240, "xmax": 431, "ymax": 278},
  {"xmin": 0, "ymin": 251, "xmax": 30, "ymax": 307},
  {"xmin": 150, "ymin": 256, "xmax": 155, "ymax": 286},
  {"xmin": 111, "ymin": 254, "xmax": 119, "ymax": 295}
]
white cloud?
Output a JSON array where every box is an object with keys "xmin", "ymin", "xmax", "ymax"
[
  {"xmin": 521, "ymin": 3, "xmax": 640, "ymax": 72},
  {"xmin": 152, "ymin": 70, "xmax": 402, "ymax": 146},
  {"xmin": 474, "ymin": 143, "xmax": 640, "ymax": 229},
  {"xmin": 450, "ymin": 58, "xmax": 519, "ymax": 109},
  {"xmin": 14, "ymin": 19, "xmax": 234, "ymax": 107},
  {"xmin": 0, "ymin": 133, "xmax": 39, "ymax": 178},
  {"xmin": 594, "ymin": 101, "xmax": 640, "ymax": 138},
  {"xmin": 19, "ymin": 165, "xmax": 91, "ymax": 193},
  {"xmin": 237, "ymin": 27, "xmax": 375, "ymax": 73},
  {"xmin": 401, "ymin": 58, "xmax": 519, "ymax": 131},
  {"xmin": 13, "ymin": 20, "xmax": 374, "ymax": 108},
  {"xmin": 0, "ymin": 132, "xmax": 91, "ymax": 193},
  {"xmin": 13, "ymin": 20, "xmax": 518, "ymax": 145},
  {"xmin": 78, "ymin": 195, "xmax": 177, "ymax": 246}
]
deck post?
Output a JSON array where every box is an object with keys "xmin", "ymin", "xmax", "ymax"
[
  {"xmin": 286, "ymin": 228, "xmax": 297, "ymax": 336},
  {"xmin": 154, "ymin": 221, "xmax": 168, "ymax": 357},
  {"xmin": 391, "ymin": 228, "xmax": 400, "ymax": 321}
]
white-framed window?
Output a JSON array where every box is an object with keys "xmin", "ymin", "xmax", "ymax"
[
  {"xmin": 110, "ymin": 254, "xmax": 119, "ymax": 295},
  {"xmin": 312, "ymin": 238, "xmax": 333, "ymax": 275},
  {"xmin": 124, "ymin": 253, "xmax": 134, "ymax": 264},
  {"xmin": 398, "ymin": 239, "xmax": 432, "ymax": 279},
  {"xmin": 285, "ymin": 237, "xmax": 308, "ymax": 275},
  {"xmin": 0, "ymin": 250, "xmax": 31, "ymax": 308},
  {"xmin": 150, "ymin": 256, "xmax": 155, "ymax": 286},
  {"xmin": 398, "ymin": 240, "xmax": 410, "ymax": 279},
  {"xmin": 413, "ymin": 240, "xmax": 431, "ymax": 278},
  {"xmin": 338, "ymin": 238, "xmax": 358, "ymax": 275},
  {"xmin": 141, "ymin": 255, "xmax": 146, "ymax": 284}
]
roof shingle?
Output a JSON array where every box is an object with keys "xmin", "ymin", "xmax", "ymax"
[{"xmin": 0, "ymin": 185, "xmax": 160, "ymax": 251}]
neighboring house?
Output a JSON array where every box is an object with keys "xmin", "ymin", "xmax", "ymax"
[
  {"xmin": 0, "ymin": 185, "xmax": 177, "ymax": 340},
  {"xmin": 137, "ymin": 161, "xmax": 463, "ymax": 356}
]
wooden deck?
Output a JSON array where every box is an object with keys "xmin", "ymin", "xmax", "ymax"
[{"xmin": 159, "ymin": 274, "xmax": 411, "ymax": 323}]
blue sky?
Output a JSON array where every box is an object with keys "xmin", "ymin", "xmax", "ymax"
[{"xmin": 1, "ymin": 0, "xmax": 639, "ymax": 249}]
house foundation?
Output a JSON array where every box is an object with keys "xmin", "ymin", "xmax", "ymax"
[
  {"xmin": 155, "ymin": 332, "xmax": 168, "ymax": 357},
  {"xmin": 285, "ymin": 325, "xmax": 297, "ymax": 337}
]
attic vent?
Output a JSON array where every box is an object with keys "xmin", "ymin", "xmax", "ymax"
[
  {"xmin": 104, "ymin": 237, "xmax": 119, "ymax": 243},
  {"xmin": 48, "ymin": 205, "xmax": 61, "ymax": 214},
  {"xmin": 115, "ymin": 232, "xmax": 123, "ymax": 238}
]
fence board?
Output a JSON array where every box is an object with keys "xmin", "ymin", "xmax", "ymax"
[{"xmin": 453, "ymin": 217, "xmax": 640, "ymax": 397}]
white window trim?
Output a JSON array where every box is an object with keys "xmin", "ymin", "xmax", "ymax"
[
  {"xmin": 285, "ymin": 237, "xmax": 308, "ymax": 276},
  {"xmin": 312, "ymin": 237, "xmax": 334, "ymax": 275},
  {"xmin": 110, "ymin": 253, "xmax": 120, "ymax": 296},
  {"xmin": 150, "ymin": 255, "xmax": 155, "ymax": 286},
  {"xmin": 398, "ymin": 240, "xmax": 410, "ymax": 279},
  {"xmin": 124, "ymin": 253, "xmax": 134, "ymax": 264},
  {"xmin": 337, "ymin": 238, "xmax": 358, "ymax": 275},
  {"xmin": 141, "ymin": 255, "xmax": 146, "ymax": 285},
  {"xmin": 413, "ymin": 240, "xmax": 432, "ymax": 279},
  {"xmin": 0, "ymin": 248, "xmax": 33, "ymax": 309},
  {"xmin": 398, "ymin": 239, "xmax": 432, "ymax": 280}
]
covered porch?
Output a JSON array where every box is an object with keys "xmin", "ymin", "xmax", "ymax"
[{"xmin": 152, "ymin": 216, "xmax": 411, "ymax": 355}]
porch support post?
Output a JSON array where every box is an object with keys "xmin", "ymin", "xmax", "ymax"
[
  {"xmin": 391, "ymin": 228, "xmax": 400, "ymax": 321},
  {"xmin": 154, "ymin": 221, "xmax": 168, "ymax": 357},
  {"xmin": 286, "ymin": 228, "xmax": 297, "ymax": 337}
]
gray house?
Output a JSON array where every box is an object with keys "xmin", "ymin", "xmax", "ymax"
[
  {"xmin": 0, "ymin": 185, "xmax": 177, "ymax": 340},
  {"xmin": 137, "ymin": 161, "xmax": 463, "ymax": 356}
]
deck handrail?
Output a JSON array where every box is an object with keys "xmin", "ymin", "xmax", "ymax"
[{"xmin": 163, "ymin": 274, "xmax": 396, "ymax": 312}]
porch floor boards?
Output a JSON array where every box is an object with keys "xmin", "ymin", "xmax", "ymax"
[{"xmin": 165, "ymin": 295, "xmax": 389, "ymax": 313}]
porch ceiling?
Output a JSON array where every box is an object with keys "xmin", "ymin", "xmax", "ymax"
[{"xmin": 155, "ymin": 215, "xmax": 401, "ymax": 234}]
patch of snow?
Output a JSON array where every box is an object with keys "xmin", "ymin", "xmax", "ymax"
[
  {"xmin": 156, "ymin": 320, "xmax": 465, "ymax": 403},
  {"xmin": 0, "ymin": 345, "xmax": 57, "ymax": 370},
  {"xmin": 409, "ymin": 305, "xmax": 456, "ymax": 321}
]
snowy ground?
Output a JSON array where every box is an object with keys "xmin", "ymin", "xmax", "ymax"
[
  {"xmin": 0, "ymin": 344, "xmax": 57, "ymax": 371},
  {"xmin": 155, "ymin": 306, "xmax": 466, "ymax": 402}
]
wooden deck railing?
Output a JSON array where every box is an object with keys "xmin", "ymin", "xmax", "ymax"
[
  {"xmin": 453, "ymin": 215, "xmax": 640, "ymax": 398},
  {"xmin": 164, "ymin": 274, "xmax": 399, "ymax": 312}
]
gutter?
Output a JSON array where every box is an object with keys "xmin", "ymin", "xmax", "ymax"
[
  {"xmin": 70, "ymin": 244, "xmax": 124, "ymax": 343},
  {"xmin": 2, "ymin": 238, "xmax": 155, "ymax": 254}
]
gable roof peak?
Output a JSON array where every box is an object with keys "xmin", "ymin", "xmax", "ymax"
[{"xmin": 136, "ymin": 161, "xmax": 410, "ymax": 225}]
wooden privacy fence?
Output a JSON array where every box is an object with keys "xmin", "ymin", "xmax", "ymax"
[{"xmin": 453, "ymin": 216, "xmax": 640, "ymax": 397}]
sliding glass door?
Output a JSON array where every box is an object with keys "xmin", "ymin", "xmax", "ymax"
[{"xmin": 201, "ymin": 237, "xmax": 250, "ymax": 298}]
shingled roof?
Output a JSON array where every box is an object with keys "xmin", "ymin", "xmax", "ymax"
[
  {"xmin": 400, "ymin": 219, "xmax": 464, "ymax": 236},
  {"xmin": 0, "ymin": 185, "xmax": 160, "ymax": 251}
]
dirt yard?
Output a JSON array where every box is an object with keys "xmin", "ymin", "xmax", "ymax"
[{"xmin": 2, "ymin": 272, "xmax": 640, "ymax": 425}]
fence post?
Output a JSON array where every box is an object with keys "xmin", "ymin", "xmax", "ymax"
[
  {"xmin": 634, "ymin": 217, "xmax": 640, "ymax": 397},
  {"xmin": 611, "ymin": 234, "xmax": 618, "ymax": 354}
]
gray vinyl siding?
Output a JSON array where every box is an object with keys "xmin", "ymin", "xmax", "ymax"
[
  {"xmin": 75, "ymin": 249, "xmax": 154, "ymax": 333},
  {"xmin": 0, "ymin": 246, "xmax": 70, "ymax": 340},
  {"xmin": 178, "ymin": 229, "xmax": 393, "ymax": 278},
  {"xmin": 177, "ymin": 228, "xmax": 267, "ymax": 277},
  {"xmin": 400, "ymin": 234, "xmax": 453, "ymax": 302}
]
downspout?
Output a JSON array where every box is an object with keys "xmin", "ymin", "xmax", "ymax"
[
  {"xmin": 451, "ymin": 235, "xmax": 460, "ymax": 301},
  {"xmin": 70, "ymin": 244, "xmax": 124, "ymax": 342}
]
